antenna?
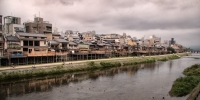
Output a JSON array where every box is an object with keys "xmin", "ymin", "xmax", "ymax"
[{"xmin": 39, "ymin": 11, "xmax": 40, "ymax": 17}]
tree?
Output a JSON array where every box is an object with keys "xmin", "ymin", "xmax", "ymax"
[{"xmin": 167, "ymin": 47, "xmax": 176, "ymax": 53}]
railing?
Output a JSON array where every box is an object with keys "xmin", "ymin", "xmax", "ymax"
[
  {"xmin": 91, "ymin": 51, "xmax": 105, "ymax": 54},
  {"xmin": 7, "ymin": 47, "xmax": 21, "ymax": 50},
  {"xmin": 79, "ymin": 51, "xmax": 89, "ymax": 54},
  {"xmin": 4, "ymin": 52, "xmax": 27, "ymax": 57},
  {"xmin": 23, "ymin": 51, "xmax": 55, "ymax": 56},
  {"xmin": 68, "ymin": 47, "xmax": 78, "ymax": 49},
  {"xmin": 55, "ymin": 52, "xmax": 68, "ymax": 55}
]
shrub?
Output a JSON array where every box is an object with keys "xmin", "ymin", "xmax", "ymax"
[
  {"xmin": 169, "ymin": 76, "xmax": 200, "ymax": 97},
  {"xmin": 100, "ymin": 61, "xmax": 121, "ymax": 68}
]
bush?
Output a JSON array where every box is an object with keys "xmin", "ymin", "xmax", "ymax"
[
  {"xmin": 183, "ymin": 64, "xmax": 200, "ymax": 76},
  {"xmin": 169, "ymin": 76, "xmax": 200, "ymax": 97},
  {"xmin": 169, "ymin": 64, "xmax": 200, "ymax": 97},
  {"xmin": 100, "ymin": 61, "xmax": 121, "ymax": 68},
  {"xmin": 88, "ymin": 61, "xmax": 95, "ymax": 67},
  {"xmin": 167, "ymin": 47, "xmax": 176, "ymax": 53}
]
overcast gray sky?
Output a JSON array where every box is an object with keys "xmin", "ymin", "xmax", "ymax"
[{"xmin": 0, "ymin": 0, "xmax": 200, "ymax": 50}]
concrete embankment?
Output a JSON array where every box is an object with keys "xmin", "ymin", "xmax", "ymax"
[
  {"xmin": 0, "ymin": 53, "xmax": 189, "ymax": 81},
  {"xmin": 187, "ymin": 83, "xmax": 200, "ymax": 100}
]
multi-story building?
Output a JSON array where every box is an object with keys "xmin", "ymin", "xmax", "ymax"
[
  {"xmin": 3, "ymin": 16, "xmax": 24, "ymax": 35},
  {"xmin": 25, "ymin": 17, "xmax": 52, "ymax": 40},
  {"xmin": 0, "ymin": 15, "xmax": 4, "ymax": 57},
  {"xmin": 15, "ymin": 32, "xmax": 50, "ymax": 56},
  {"xmin": 169, "ymin": 38, "xmax": 176, "ymax": 46},
  {"xmin": 82, "ymin": 31, "xmax": 96, "ymax": 41}
]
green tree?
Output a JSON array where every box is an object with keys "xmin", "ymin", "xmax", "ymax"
[{"xmin": 167, "ymin": 47, "xmax": 176, "ymax": 53}]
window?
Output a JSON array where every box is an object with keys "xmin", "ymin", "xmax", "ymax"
[
  {"xmin": 44, "ymin": 41, "xmax": 46, "ymax": 45},
  {"xmin": 29, "ymin": 41, "xmax": 33, "ymax": 46},
  {"xmin": 23, "ymin": 41, "xmax": 28, "ymax": 46},
  {"xmin": 34, "ymin": 41, "xmax": 39, "ymax": 46},
  {"xmin": 25, "ymin": 36, "xmax": 29, "ymax": 38},
  {"xmin": 33, "ymin": 37, "xmax": 37, "ymax": 39},
  {"xmin": 23, "ymin": 48, "xmax": 28, "ymax": 51}
]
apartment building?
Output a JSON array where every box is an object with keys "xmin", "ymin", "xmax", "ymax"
[
  {"xmin": 3, "ymin": 16, "xmax": 24, "ymax": 35},
  {"xmin": 0, "ymin": 15, "xmax": 3, "ymax": 56},
  {"xmin": 25, "ymin": 17, "xmax": 52, "ymax": 40}
]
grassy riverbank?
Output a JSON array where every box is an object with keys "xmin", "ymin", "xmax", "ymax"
[
  {"xmin": 0, "ymin": 53, "xmax": 188, "ymax": 81},
  {"xmin": 169, "ymin": 64, "xmax": 200, "ymax": 97}
]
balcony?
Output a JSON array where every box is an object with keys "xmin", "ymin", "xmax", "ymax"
[
  {"xmin": 90, "ymin": 50, "xmax": 105, "ymax": 54},
  {"xmin": 55, "ymin": 52, "xmax": 68, "ymax": 55},
  {"xmin": 10, "ymin": 53, "xmax": 26, "ymax": 57},
  {"xmin": 23, "ymin": 51, "xmax": 55, "ymax": 57},
  {"xmin": 7, "ymin": 46, "xmax": 21, "ymax": 50},
  {"xmin": 4, "ymin": 52, "xmax": 27, "ymax": 57}
]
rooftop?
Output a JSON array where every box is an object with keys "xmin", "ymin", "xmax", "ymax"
[
  {"xmin": 6, "ymin": 36, "xmax": 20, "ymax": 42},
  {"xmin": 49, "ymin": 40, "xmax": 59, "ymax": 45},
  {"xmin": 17, "ymin": 32, "xmax": 46, "ymax": 37},
  {"xmin": 54, "ymin": 39, "xmax": 68, "ymax": 43}
]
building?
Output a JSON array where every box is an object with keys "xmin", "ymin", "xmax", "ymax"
[
  {"xmin": 25, "ymin": 17, "xmax": 52, "ymax": 40},
  {"xmin": 16, "ymin": 32, "xmax": 49, "ymax": 56},
  {"xmin": 169, "ymin": 38, "xmax": 176, "ymax": 46},
  {"xmin": 82, "ymin": 31, "xmax": 96, "ymax": 41},
  {"xmin": 4, "ymin": 35, "xmax": 22, "ymax": 56},
  {"xmin": 0, "ymin": 15, "xmax": 4, "ymax": 57},
  {"xmin": 3, "ymin": 16, "xmax": 24, "ymax": 35}
]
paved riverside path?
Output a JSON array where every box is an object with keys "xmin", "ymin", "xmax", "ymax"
[
  {"xmin": 0, "ymin": 57, "xmax": 134, "ymax": 71},
  {"xmin": 0, "ymin": 53, "xmax": 182, "ymax": 71}
]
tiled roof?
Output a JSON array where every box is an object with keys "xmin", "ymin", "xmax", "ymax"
[
  {"xmin": 97, "ymin": 43, "xmax": 106, "ymax": 46},
  {"xmin": 54, "ymin": 39, "xmax": 68, "ymax": 43},
  {"xmin": 69, "ymin": 41, "xmax": 77, "ymax": 45},
  {"xmin": 49, "ymin": 40, "xmax": 59, "ymax": 45},
  {"xmin": 6, "ymin": 36, "xmax": 20, "ymax": 42},
  {"xmin": 72, "ymin": 36, "xmax": 80, "ymax": 39},
  {"xmin": 17, "ymin": 32, "xmax": 46, "ymax": 37},
  {"xmin": 52, "ymin": 33, "xmax": 61, "ymax": 36}
]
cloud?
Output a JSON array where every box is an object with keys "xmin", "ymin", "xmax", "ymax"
[{"xmin": 0, "ymin": 0, "xmax": 200, "ymax": 50}]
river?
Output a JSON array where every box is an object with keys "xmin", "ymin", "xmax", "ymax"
[{"xmin": 0, "ymin": 54, "xmax": 200, "ymax": 100}]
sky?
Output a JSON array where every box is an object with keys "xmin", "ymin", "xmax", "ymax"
[{"xmin": 0, "ymin": 0, "xmax": 200, "ymax": 50}]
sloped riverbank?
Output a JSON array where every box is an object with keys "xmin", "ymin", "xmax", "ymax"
[
  {"xmin": 0, "ymin": 53, "xmax": 189, "ymax": 81},
  {"xmin": 169, "ymin": 63, "xmax": 200, "ymax": 99}
]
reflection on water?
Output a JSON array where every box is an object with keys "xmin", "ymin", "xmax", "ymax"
[
  {"xmin": 0, "ymin": 54, "xmax": 200, "ymax": 100},
  {"xmin": 0, "ymin": 64, "xmax": 145, "ymax": 98}
]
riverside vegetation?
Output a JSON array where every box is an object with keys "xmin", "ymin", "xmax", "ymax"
[
  {"xmin": 0, "ymin": 53, "xmax": 188, "ymax": 81},
  {"xmin": 169, "ymin": 64, "xmax": 200, "ymax": 97}
]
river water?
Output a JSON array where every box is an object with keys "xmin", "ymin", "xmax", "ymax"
[{"xmin": 0, "ymin": 54, "xmax": 200, "ymax": 100}]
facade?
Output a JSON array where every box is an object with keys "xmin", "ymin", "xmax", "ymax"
[
  {"xmin": 25, "ymin": 17, "xmax": 52, "ymax": 40},
  {"xmin": 4, "ymin": 35, "xmax": 22, "ymax": 57},
  {"xmin": 82, "ymin": 31, "xmax": 96, "ymax": 41},
  {"xmin": 3, "ymin": 16, "xmax": 24, "ymax": 35},
  {"xmin": 16, "ymin": 32, "xmax": 49, "ymax": 56},
  {"xmin": 169, "ymin": 38, "xmax": 176, "ymax": 46},
  {"xmin": 0, "ymin": 15, "xmax": 3, "ymax": 56}
]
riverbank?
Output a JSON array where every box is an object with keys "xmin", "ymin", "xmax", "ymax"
[
  {"xmin": 169, "ymin": 64, "xmax": 200, "ymax": 97},
  {"xmin": 187, "ymin": 83, "xmax": 200, "ymax": 100},
  {"xmin": 0, "ymin": 53, "xmax": 189, "ymax": 81}
]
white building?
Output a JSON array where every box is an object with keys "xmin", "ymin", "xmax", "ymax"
[{"xmin": 3, "ymin": 16, "xmax": 24, "ymax": 35}]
